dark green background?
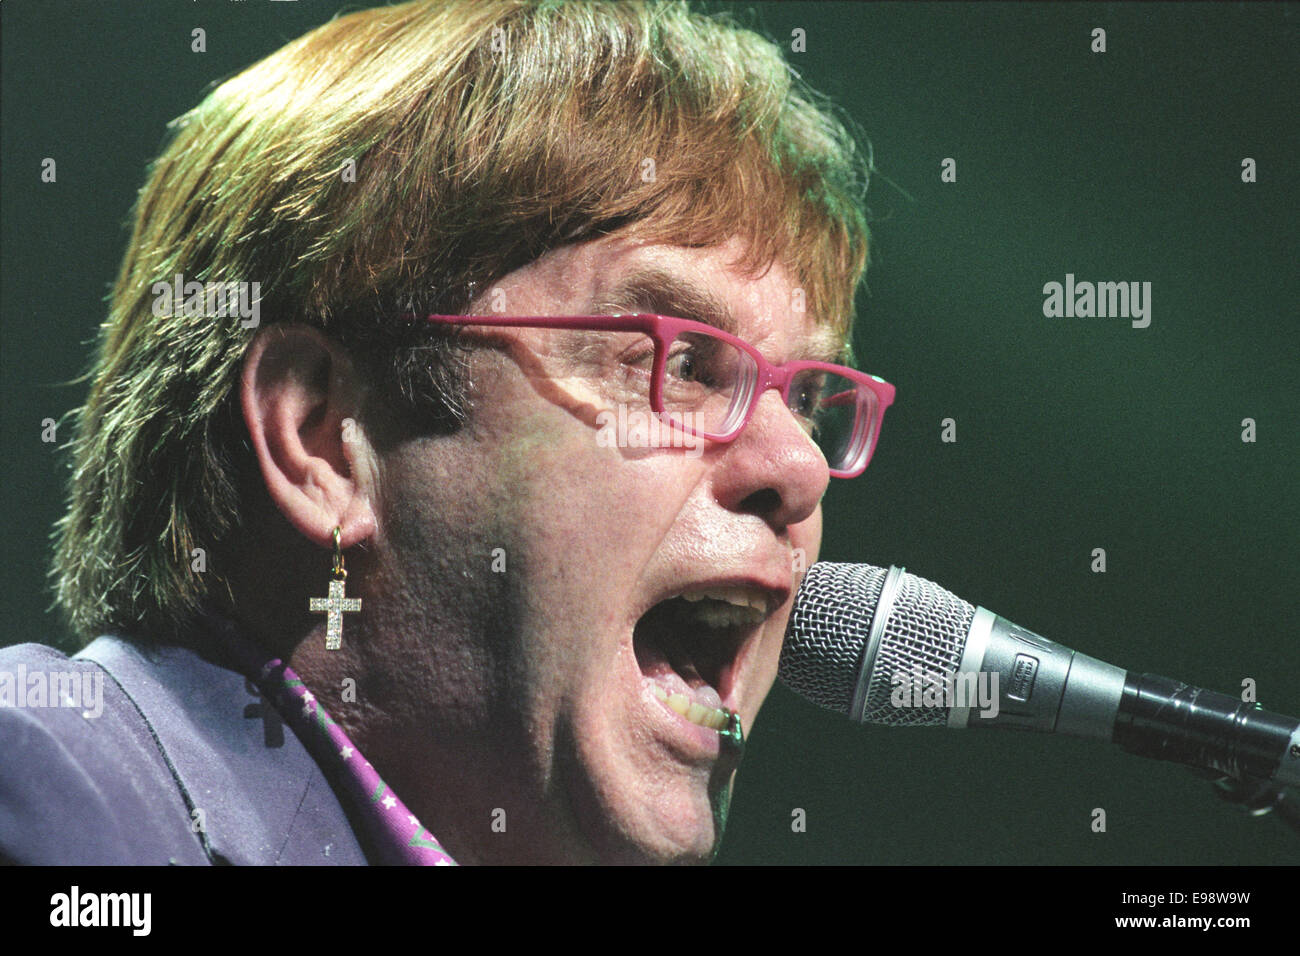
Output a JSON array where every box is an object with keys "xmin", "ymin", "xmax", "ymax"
[{"xmin": 2, "ymin": 1, "xmax": 1295, "ymax": 865}]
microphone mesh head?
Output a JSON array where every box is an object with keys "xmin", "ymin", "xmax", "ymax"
[
  {"xmin": 781, "ymin": 563, "xmax": 976, "ymax": 726},
  {"xmin": 779, "ymin": 563, "xmax": 888, "ymax": 714}
]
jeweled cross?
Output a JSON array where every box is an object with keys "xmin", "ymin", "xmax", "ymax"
[{"xmin": 309, "ymin": 578, "xmax": 362, "ymax": 650}]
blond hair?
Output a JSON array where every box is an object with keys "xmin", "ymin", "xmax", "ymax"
[{"xmin": 52, "ymin": 0, "xmax": 873, "ymax": 644}]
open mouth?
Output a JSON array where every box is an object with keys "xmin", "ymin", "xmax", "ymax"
[{"xmin": 632, "ymin": 587, "xmax": 769, "ymax": 734}]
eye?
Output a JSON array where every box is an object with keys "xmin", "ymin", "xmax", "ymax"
[
  {"xmin": 789, "ymin": 377, "xmax": 826, "ymax": 431},
  {"xmin": 666, "ymin": 348, "xmax": 699, "ymax": 382},
  {"xmin": 792, "ymin": 384, "xmax": 818, "ymax": 417},
  {"xmin": 609, "ymin": 332, "xmax": 661, "ymax": 375},
  {"xmin": 622, "ymin": 344, "xmax": 656, "ymax": 369},
  {"xmin": 785, "ymin": 371, "xmax": 837, "ymax": 439},
  {"xmin": 603, "ymin": 334, "xmax": 660, "ymax": 401},
  {"xmin": 664, "ymin": 337, "xmax": 731, "ymax": 389}
]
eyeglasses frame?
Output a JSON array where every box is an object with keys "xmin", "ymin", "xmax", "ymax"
[{"xmin": 419, "ymin": 312, "xmax": 896, "ymax": 478}]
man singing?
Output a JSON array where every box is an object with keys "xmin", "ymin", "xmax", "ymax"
[{"xmin": 0, "ymin": 0, "xmax": 889, "ymax": 864}]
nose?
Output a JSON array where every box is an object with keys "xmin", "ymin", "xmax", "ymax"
[{"xmin": 707, "ymin": 386, "xmax": 830, "ymax": 528}]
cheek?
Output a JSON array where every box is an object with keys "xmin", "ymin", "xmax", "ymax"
[
  {"xmin": 474, "ymin": 410, "xmax": 658, "ymax": 675},
  {"xmin": 489, "ymin": 412, "xmax": 628, "ymax": 557},
  {"xmin": 487, "ymin": 404, "xmax": 693, "ymax": 575}
]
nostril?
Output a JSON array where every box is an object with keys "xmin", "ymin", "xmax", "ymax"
[{"xmin": 738, "ymin": 487, "xmax": 781, "ymax": 516}]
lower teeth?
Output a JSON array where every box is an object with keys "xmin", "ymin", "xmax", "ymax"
[{"xmin": 651, "ymin": 684, "xmax": 730, "ymax": 730}]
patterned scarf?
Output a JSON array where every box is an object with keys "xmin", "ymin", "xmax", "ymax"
[{"xmin": 205, "ymin": 614, "xmax": 457, "ymax": 865}]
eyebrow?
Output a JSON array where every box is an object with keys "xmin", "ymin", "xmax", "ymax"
[
  {"xmin": 591, "ymin": 266, "xmax": 850, "ymax": 365},
  {"xmin": 591, "ymin": 267, "xmax": 739, "ymax": 337},
  {"xmin": 590, "ymin": 267, "xmax": 852, "ymax": 364}
]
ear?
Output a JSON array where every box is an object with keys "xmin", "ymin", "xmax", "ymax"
[{"xmin": 240, "ymin": 324, "xmax": 378, "ymax": 550}]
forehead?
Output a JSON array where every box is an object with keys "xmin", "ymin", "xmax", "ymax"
[{"xmin": 499, "ymin": 235, "xmax": 848, "ymax": 364}]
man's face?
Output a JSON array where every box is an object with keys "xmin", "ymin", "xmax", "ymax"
[{"xmin": 355, "ymin": 234, "xmax": 838, "ymax": 864}]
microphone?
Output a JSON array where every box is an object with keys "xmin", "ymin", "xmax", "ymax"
[{"xmin": 779, "ymin": 562, "xmax": 1300, "ymax": 788}]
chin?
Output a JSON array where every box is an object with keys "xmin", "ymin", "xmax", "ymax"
[
  {"xmin": 575, "ymin": 774, "xmax": 729, "ymax": 866},
  {"xmin": 555, "ymin": 663, "xmax": 741, "ymax": 865},
  {"xmin": 592, "ymin": 825, "xmax": 719, "ymax": 866}
]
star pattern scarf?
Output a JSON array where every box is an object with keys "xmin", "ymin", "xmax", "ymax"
[{"xmin": 205, "ymin": 615, "xmax": 457, "ymax": 865}]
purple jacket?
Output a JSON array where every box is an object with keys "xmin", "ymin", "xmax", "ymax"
[{"xmin": 0, "ymin": 637, "xmax": 370, "ymax": 865}]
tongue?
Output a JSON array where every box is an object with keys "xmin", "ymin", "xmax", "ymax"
[{"xmin": 634, "ymin": 603, "xmax": 724, "ymax": 707}]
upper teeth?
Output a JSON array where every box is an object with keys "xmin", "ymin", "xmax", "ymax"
[
  {"xmin": 677, "ymin": 588, "xmax": 769, "ymax": 626},
  {"xmin": 680, "ymin": 587, "xmax": 769, "ymax": 612}
]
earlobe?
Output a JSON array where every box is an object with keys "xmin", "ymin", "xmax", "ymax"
[{"xmin": 240, "ymin": 324, "xmax": 378, "ymax": 550}]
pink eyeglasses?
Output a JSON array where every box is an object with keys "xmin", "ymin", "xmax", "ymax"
[{"xmin": 421, "ymin": 312, "xmax": 896, "ymax": 478}]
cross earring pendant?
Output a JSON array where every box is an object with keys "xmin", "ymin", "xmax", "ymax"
[
  {"xmin": 310, "ymin": 577, "xmax": 361, "ymax": 650},
  {"xmin": 309, "ymin": 527, "xmax": 361, "ymax": 650}
]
